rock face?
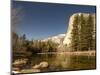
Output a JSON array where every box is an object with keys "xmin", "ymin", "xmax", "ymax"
[{"xmin": 63, "ymin": 13, "xmax": 96, "ymax": 47}]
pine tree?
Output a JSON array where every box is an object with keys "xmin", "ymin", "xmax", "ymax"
[
  {"xmin": 71, "ymin": 14, "xmax": 79, "ymax": 51},
  {"xmin": 12, "ymin": 32, "xmax": 19, "ymax": 51},
  {"xmin": 70, "ymin": 13, "xmax": 95, "ymax": 51},
  {"xmin": 86, "ymin": 14, "xmax": 94, "ymax": 50},
  {"xmin": 79, "ymin": 14, "xmax": 88, "ymax": 51},
  {"xmin": 79, "ymin": 14, "xmax": 95, "ymax": 51}
]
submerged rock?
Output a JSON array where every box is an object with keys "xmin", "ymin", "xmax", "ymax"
[
  {"xmin": 39, "ymin": 61, "xmax": 49, "ymax": 68},
  {"xmin": 13, "ymin": 59, "xmax": 27, "ymax": 65},
  {"xmin": 32, "ymin": 64, "xmax": 41, "ymax": 69},
  {"xmin": 12, "ymin": 70, "xmax": 21, "ymax": 74},
  {"xmin": 20, "ymin": 69, "xmax": 40, "ymax": 73},
  {"xmin": 12, "ymin": 67, "xmax": 20, "ymax": 71},
  {"xmin": 32, "ymin": 61, "xmax": 48, "ymax": 69},
  {"xmin": 12, "ymin": 59, "xmax": 28, "ymax": 71},
  {"xmin": 12, "ymin": 68, "xmax": 40, "ymax": 74}
]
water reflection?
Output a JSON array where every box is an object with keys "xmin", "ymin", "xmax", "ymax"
[
  {"xmin": 13, "ymin": 53, "xmax": 96, "ymax": 73},
  {"xmin": 53, "ymin": 53, "xmax": 71, "ymax": 69},
  {"xmin": 30, "ymin": 53, "xmax": 96, "ymax": 71}
]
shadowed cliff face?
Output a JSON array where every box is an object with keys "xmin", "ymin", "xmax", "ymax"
[{"xmin": 63, "ymin": 13, "xmax": 96, "ymax": 48}]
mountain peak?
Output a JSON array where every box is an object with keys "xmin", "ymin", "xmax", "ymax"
[{"xmin": 41, "ymin": 34, "xmax": 66, "ymax": 44}]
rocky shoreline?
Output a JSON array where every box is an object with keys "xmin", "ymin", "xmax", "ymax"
[{"xmin": 12, "ymin": 61, "xmax": 49, "ymax": 74}]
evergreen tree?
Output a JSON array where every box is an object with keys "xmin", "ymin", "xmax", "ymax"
[
  {"xmin": 70, "ymin": 14, "xmax": 95, "ymax": 51},
  {"xmin": 79, "ymin": 14, "xmax": 88, "ymax": 51},
  {"xmin": 78, "ymin": 14, "xmax": 95, "ymax": 51},
  {"xmin": 86, "ymin": 14, "xmax": 94, "ymax": 50},
  {"xmin": 71, "ymin": 14, "xmax": 79, "ymax": 51},
  {"xmin": 12, "ymin": 32, "xmax": 19, "ymax": 51}
]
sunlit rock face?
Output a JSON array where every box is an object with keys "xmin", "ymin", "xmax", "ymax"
[{"xmin": 63, "ymin": 13, "xmax": 96, "ymax": 47}]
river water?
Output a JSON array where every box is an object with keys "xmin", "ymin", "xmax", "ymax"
[
  {"xmin": 27, "ymin": 53, "xmax": 96, "ymax": 72},
  {"xmin": 12, "ymin": 52, "xmax": 96, "ymax": 74}
]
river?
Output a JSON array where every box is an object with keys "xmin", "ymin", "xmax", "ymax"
[
  {"xmin": 28, "ymin": 53, "xmax": 96, "ymax": 72},
  {"xmin": 12, "ymin": 52, "xmax": 96, "ymax": 74}
]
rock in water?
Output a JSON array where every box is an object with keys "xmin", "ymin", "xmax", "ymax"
[
  {"xmin": 32, "ymin": 64, "xmax": 41, "ymax": 69},
  {"xmin": 12, "ymin": 67, "xmax": 20, "ymax": 71},
  {"xmin": 32, "ymin": 61, "xmax": 48, "ymax": 69},
  {"xmin": 20, "ymin": 69, "xmax": 40, "ymax": 73},
  {"xmin": 39, "ymin": 61, "xmax": 49, "ymax": 68},
  {"xmin": 12, "ymin": 71, "xmax": 21, "ymax": 74},
  {"xmin": 13, "ymin": 59, "xmax": 28, "ymax": 68},
  {"xmin": 13, "ymin": 59, "xmax": 27, "ymax": 65}
]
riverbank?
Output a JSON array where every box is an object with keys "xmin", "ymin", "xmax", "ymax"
[
  {"xmin": 37, "ymin": 50, "xmax": 96, "ymax": 56},
  {"xmin": 65, "ymin": 50, "xmax": 96, "ymax": 56}
]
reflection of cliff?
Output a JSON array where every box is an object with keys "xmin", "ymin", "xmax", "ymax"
[
  {"xmin": 53, "ymin": 53, "xmax": 71, "ymax": 69},
  {"xmin": 63, "ymin": 13, "xmax": 96, "ymax": 49}
]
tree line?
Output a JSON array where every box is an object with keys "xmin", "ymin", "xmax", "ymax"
[
  {"xmin": 70, "ymin": 14, "xmax": 96, "ymax": 51},
  {"xmin": 12, "ymin": 32, "xmax": 59, "ymax": 58}
]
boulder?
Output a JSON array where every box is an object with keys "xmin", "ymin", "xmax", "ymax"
[
  {"xmin": 32, "ymin": 61, "xmax": 48, "ymax": 69},
  {"xmin": 13, "ymin": 59, "xmax": 28, "ymax": 68},
  {"xmin": 39, "ymin": 61, "xmax": 49, "ymax": 68},
  {"xmin": 12, "ymin": 67, "xmax": 20, "ymax": 71},
  {"xmin": 13, "ymin": 59, "xmax": 27, "ymax": 65}
]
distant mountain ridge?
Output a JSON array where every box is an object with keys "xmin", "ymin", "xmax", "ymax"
[{"xmin": 40, "ymin": 34, "xmax": 66, "ymax": 44}]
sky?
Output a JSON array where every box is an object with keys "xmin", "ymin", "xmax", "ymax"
[{"xmin": 12, "ymin": 1, "xmax": 96, "ymax": 40}]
